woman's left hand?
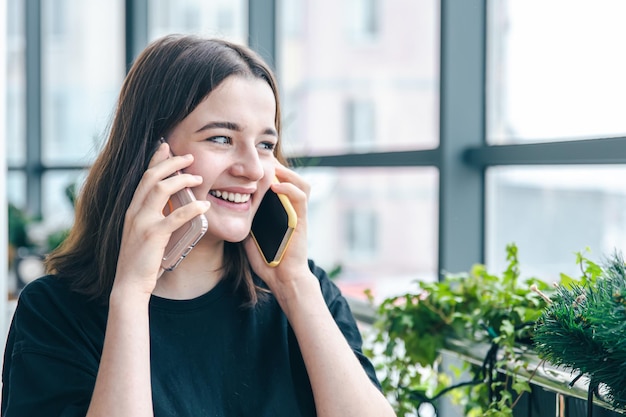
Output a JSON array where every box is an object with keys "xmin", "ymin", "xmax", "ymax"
[{"xmin": 244, "ymin": 164, "xmax": 317, "ymax": 300}]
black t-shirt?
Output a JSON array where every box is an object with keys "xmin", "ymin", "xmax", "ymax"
[{"xmin": 1, "ymin": 260, "xmax": 380, "ymax": 417}]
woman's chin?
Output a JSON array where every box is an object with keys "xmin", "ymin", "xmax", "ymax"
[
  {"xmin": 221, "ymin": 230, "xmax": 252, "ymax": 244},
  {"xmin": 206, "ymin": 220, "xmax": 252, "ymax": 244}
]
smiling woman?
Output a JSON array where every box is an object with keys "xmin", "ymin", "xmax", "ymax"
[{"xmin": 1, "ymin": 34, "xmax": 396, "ymax": 417}]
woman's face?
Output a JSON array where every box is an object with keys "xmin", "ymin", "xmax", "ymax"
[{"xmin": 166, "ymin": 75, "xmax": 278, "ymax": 244}]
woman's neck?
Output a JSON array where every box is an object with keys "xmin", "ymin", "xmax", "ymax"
[{"xmin": 152, "ymin": 240, "xmax": 225, "ymax": 300}]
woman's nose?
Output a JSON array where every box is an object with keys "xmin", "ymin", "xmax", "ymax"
[{"xmin": 230, "ymin": 144, "xmax": 264, "ymax": 180}]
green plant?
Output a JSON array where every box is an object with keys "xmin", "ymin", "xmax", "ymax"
[
  {"xmin": 11, "ymin": 182, "xmax": 78, "ymax": 254},
  {"xmin": 533, "ymin": 251, "xmax": 626, "ymax": 411},
  {"xmin": 8, "ymin": 203, "xmax": 33, "ymax": 249},
  {"xmin": 366, "ymin": 244, "xmax": 552, "ymax": 417},
  {"xmin": 8, "ymin": 203, "xmax": 35, "ymax": 270}
]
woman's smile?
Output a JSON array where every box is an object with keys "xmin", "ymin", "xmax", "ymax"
[
  {"xmin": 206, "ymin": 186, "xmax": 256, "ymax": 213},
  {"xmin": 209, "ymin": 189, "xmax": 252, "ymax": 204}
]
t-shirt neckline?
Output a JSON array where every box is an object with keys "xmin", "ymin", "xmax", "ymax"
[{"xmin": 149, "ymin": 277, "xmax": 230, "ymax": 312}]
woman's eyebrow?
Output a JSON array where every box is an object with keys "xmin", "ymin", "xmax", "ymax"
[
  {"xmin": 195, "ymin": 121, "xmax": 240, "ymax": 133},
  {"xmin": 195, "ymin": 121, "xmax": 278, "ymax": 137}
]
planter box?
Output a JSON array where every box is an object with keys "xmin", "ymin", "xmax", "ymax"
[{"xmin": 443, "ymin": 337, "xmax": 626, "ymax": 415}]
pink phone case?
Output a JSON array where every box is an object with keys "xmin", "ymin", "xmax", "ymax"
[{"xmin": 160, "ymin": 139, "xmax": 208, "ymax": 270}]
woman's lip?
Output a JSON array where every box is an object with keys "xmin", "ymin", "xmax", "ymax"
[{"xmin": 210, "ymin": 186, "xmax": 257, "ymax": 194}]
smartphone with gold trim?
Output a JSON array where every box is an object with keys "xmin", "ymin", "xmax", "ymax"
[{"xmin": 250, "ymin": 180, "xmax": 297, "ymax": 267}]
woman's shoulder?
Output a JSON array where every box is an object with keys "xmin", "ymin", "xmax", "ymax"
[
  {"xmin": 10, "ymin": 275, "xmax": 107, "ymax": 353},
  {"xmin": 6, "ymin": 276, "xmax": 106, "ymax": 389},
  {"xmin": 18, "ymin": 275, "xmax": 78, "ymax": 305},
  {"xmin": 14, "ymin": 275, "xmax": 106, "ymax": 323}
]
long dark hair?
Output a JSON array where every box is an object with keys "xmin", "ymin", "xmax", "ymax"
[{"xmin": 45, "ymin": 34, "xmax": 285, "ymax": 304}]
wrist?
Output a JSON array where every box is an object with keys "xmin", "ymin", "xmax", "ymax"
[
  {"xmin": 272, "ymin": 273, "xmax": 324, "ymax": 317},
  {"xmin": 109, "ymin": 282, "xmax": 152, "ymax": 309}
]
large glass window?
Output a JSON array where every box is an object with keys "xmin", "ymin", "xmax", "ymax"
[
  {"xmin": 6, "ymin": 0, "xmax": 124, "ymax": 218},
  {"xmin": 41, "ymin": 0, "xmax": 125, "ymax": 166},
  {"xmin": 487, "ymin": 0, "xmax": 626, "ymax": 144},
  {"xmin": 486, "ymin": 166, "xmax": 626, "ymax": 281},
  {"xmin": 279, "ymin": 0, "xmax": 439, "ymax": 156},
  {"xmin": 486, "ymin": 0, "xmax": 626, "ymax": 285},
  {"xmin": 279, "ymin": 0, "xmax": 440, "ymax": 301},
  {"xmin": 301, "ymin": 168, "xmax": 438, "ymax": 302}
]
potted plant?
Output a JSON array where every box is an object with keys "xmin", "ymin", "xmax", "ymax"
[
  {"xmin": 7, "ymin": 182, "xmax": 77, "ymax": 292},
  {"xmin": 7, "ymin": 203, "xmax": 34, "ymax": 267},
  {"xmin": 366, "ymin": 244, "xmax": 553, "ymax": 416}
]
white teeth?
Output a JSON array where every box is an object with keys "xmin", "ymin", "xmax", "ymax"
[{"xmin": 210, "ymin": 190, "xmax": 251, "ymax": 203}]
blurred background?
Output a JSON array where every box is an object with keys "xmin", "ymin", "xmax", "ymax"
[{"xmin": 3, "ymin": 0, "xmax": 626, "ymax": 335}]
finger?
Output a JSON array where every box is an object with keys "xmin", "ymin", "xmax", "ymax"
[
  {"xmin": 150, "ymin": 152, "xmax": 196, "ymax": 180},
  {"xmin": 142, "ymin": 173, "xmax": 204, "ymax": 213},
  {"xmin": 274, "ymin": 165, "xmax": 311, "ymax": 197},
  {"xmin": 133, "ymin": 152, "xmax": 199, "ymax": 213},
  {"xmin": 149, "ymin": 140, "xmax": 171, "ymax": 166},
  {"xmin": 161, "ymin": 199, "xmax": 210, "ymax": 233},
  {"xmin": 242, "ymin": 235, "xmax": 276, "ymax": 284},
  {"xmin": 270, "ymin": 181, "xmax": 307, "ymax": 207},
  {"xmin": 126, "ymin": 173, "xmax": 202, "ymax": 224},
  {"xmin": 270, "ymin": 177, "xmax": 309, "ymax": 209},
  {"xmin": 243, "ymin": 236, "xmax": 263, "ymax": 267},
  {"xmin": 148, "ymin": 141, "xmax": 196, "ymax": 181}
]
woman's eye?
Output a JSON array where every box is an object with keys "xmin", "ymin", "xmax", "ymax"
[
  {"xmin": 259, "ymin": 141, "xmax": 276, "ymax": 151},
  {"xmin": 208, "ymin": 136, "xmax": 231, "ymax": 145}
]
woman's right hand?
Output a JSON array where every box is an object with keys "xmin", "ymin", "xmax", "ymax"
[{"xmin": 112, "ymin": 141, "xmax": 210, "ymax": 297}]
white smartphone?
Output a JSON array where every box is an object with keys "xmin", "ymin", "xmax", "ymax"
[
  {"xmin": 250, "ymin": 179, "xmax": 297, "ymax": 267},
  {"xmin": 159, "ymin": 138, "xmax": 208, "ymax": 271}
]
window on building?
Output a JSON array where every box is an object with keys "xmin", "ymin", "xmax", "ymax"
[
  {"xmin": 345, "ymin": 0, "xmax": 379, "ymax": 42},
  {"xmin": 345, "ymin": 208, "xmax": 378, "ymax": 258},
  {"xmin": 346, "ymin": 98, "xmax": 376, "ymax": 151}
]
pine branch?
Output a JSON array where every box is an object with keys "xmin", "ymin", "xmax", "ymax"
[{"xmin": 533, "ymin": 252, "xmax": 626, "ymax": 410}]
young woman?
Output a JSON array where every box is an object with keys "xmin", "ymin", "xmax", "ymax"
[{"xmin": 1, "ymin": 34, "xmax": 396, "ymax": 417}]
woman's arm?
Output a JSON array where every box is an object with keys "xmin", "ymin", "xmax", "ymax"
[
  {"xmin": 86, "ymin": 289, "xmax": 153, "ymax": 417},
  {"xmin": 87, "ymin": 143, "xmax": 209, "ymax": 417},
  {"xmin": 245, "ymin": 164, "xmax": 396, "ymax": 417},
  {"xmin": 277, "ymin": 276, "xmax": 396, "ymax": 417}
]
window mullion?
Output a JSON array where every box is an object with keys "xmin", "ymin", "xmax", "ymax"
[{"xmin": 25, "ymin": 0, "xmax": 42, "ymax": 217}]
